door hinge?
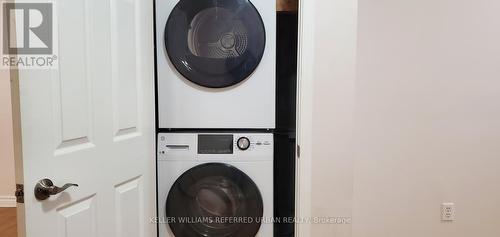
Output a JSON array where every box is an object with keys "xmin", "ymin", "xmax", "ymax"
[
  {"xmin": 15, "ymin": 184, "xmax": 24, "ymax": 204},
  {"xmin": 297, "ymin": 144, "xmax": 301, "ymax": 158}
]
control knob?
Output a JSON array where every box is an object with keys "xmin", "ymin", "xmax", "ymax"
[{"xmin": 237, "ymin": 137, "xmax": 250, "ymax": 150}]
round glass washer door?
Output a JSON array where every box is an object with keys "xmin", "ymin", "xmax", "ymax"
[
  {"xmin": 165, "ymin": 0, "xmax": 266, "ymax": 88},
  {"xmin": 166, "ymin": 163, "xmax": 263, "ymax": 237}
]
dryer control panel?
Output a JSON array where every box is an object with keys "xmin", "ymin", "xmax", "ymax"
[{"xmin": 157, "ymin": 133, "xmax": 273, "ymax": 161}]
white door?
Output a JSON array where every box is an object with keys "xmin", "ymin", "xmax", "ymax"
[{"xmin": 12, "ymin": 0, "xmax": 156, "ymax": 236}]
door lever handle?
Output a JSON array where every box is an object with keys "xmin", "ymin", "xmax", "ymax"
[{"xmin": 35, "ymin": 178, "xmax": 78, "ymax": 201}]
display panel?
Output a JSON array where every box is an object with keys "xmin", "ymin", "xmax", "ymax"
[{"xmin": 198, "ymin": 135, "xmax": 234, "ymax": 154}]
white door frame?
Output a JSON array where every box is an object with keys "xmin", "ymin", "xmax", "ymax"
[
  {"xmin": 10, "ymin": 58, "xmax": 26, "ymax": 237},
  {"xmin": 295, "ymin": 0, "xmax": 359, "ymax": 236},
  {"xmin": 295, "ymin": 0, "xmax": 315, "ymax": 236}
]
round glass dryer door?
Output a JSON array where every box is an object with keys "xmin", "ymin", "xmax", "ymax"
[
  {"xmin": 166, "ymin": 163, "xmax": 263, "ymax": 237},
  {"xmin": 165, "ymin": 0, "xmax": 266, "ymax": 88}
]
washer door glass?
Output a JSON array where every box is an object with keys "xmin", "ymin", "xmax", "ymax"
[
  {"xmin": 165, "ymin": 0, "xmax": 266, "ymax": 88},
  {"xmin": 166, "ymin": 163, "xmax": 263, "ymax": 237}
]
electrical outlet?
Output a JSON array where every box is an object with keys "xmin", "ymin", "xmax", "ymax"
[{"xmin": 441, "ymin": 203, "xmax": 455, "ymax": 221}]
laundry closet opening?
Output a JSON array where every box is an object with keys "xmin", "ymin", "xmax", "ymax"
[{"xmin": 154, "ymin": 0, "xmax": 299, "ymax": 236}]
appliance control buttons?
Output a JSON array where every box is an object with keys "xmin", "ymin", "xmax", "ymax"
[{"xmin": 237, "ymin": 137, "xmax": 251, "ymax": 150}]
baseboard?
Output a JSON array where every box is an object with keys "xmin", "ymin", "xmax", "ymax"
[{"xmin": 0, "ymin": 196, "xmax": 17, "ymax": 207}]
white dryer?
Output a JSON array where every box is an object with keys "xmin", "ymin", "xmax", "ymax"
[
  {"xmin": 155, "ymin": 0, "xmax": 276, "ymax": 129},
  {"xmin": 157, "ymin": 133, "xmax": 274, "ymax": 237}
]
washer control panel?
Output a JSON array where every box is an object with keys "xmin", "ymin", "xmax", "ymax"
[{"xmin": 157, "ymin": 133, "xmax": 273, "ymax": 161}]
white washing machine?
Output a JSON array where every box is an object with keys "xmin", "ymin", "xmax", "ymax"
[
  {"xmin": 157, "ymin": 133, "xmax": 274, "ymax": 237},
  {"xmin": 155, "ymin": 0, "xmax": 276, "ymax": 129}
]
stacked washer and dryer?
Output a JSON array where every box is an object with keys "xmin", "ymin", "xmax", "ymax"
[{"xmin": 155, "ymin": 0, "xmax": 276, "ymax": 236}]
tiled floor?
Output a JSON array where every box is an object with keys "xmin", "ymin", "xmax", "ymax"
[{"xmin": 0, "ymin": 208, "xmax": 17, "ymax": 237}]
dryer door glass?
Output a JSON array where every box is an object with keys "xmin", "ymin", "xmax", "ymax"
[
  {"xmin": 166, "ymin": 163, "xmax": 263, "ymax": 237},
  {"xmin": 165, "ymin": 0, "xmax": 266, "ymax": 88}
]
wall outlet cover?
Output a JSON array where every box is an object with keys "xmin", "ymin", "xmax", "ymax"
[{"xmin": 441, "ymin": 203, "xmax": 455, "ymax": 221}]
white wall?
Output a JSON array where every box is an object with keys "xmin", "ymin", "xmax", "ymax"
[
  {"xmin": 307, "ymin": 0, "xmax": 500, "ymax": 236},
  {"xmin": 0, "ymin": 68, "xmax": 16, "ymax": 206}
]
